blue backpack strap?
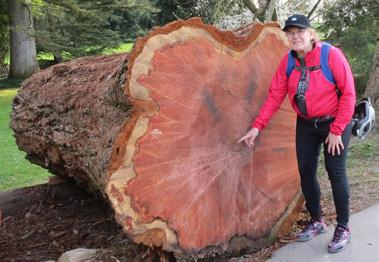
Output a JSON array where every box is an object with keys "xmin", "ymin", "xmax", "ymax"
[
  {"xmin": 286, "ymin": 50, "xmax": 296, "ymax": 78},
  {"xmin": 320, "ymin": 42, "xmax": 336, "ymax": 85}
]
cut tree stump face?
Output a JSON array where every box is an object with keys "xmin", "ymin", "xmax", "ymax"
[
  {"xmin": 11, "ymin": 17, "xmax": 301, "ymax": 259},
  {"xmin": 106, "ymin": 19, "xmax": 300, "ymax": 255}
]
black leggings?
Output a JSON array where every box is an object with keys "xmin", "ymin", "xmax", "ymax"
[{"xmin": 296, "ymin": 117, "xmax": 352, "ymax": 227}]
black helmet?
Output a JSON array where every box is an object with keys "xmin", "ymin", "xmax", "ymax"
[{"xmin": 352, "ymin": 98, "xmax": 375, "ymax": 139}]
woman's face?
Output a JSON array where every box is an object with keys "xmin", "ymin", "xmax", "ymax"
[{"xmin": 285, "ymin": 27, "xmax": 313, "ymax": 55}]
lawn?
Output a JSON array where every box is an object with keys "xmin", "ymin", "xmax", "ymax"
[
  {"xmin": 0, "ymin": 88, "xmax": 50, "ymax": 192},
  {"xmin": 102, "ymin": 42, "xmax": 134, "ymax": 55},
  {"xmin": 4, "ymin": 42, "xmax": 134, "ymax": 65}
]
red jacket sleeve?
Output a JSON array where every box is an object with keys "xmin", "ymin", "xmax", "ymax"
[
  {"xmin": 328, "ymin": 47, "xmax": 356, "ymax": 135},
  {"xmin": 251, "ymin": 56, "xmax": 289, "ymax": 130}
]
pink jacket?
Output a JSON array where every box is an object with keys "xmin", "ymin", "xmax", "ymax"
[{"xmin": 252, "ymin": 42, "xmax": 356, "ymax": 135}]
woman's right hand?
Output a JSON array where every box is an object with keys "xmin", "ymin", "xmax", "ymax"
[{"xmin": 238, "ymin": 127, "xmax": 260, "ymax": 148}]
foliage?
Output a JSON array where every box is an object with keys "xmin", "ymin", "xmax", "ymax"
[
  {"xmin": 0, "ymin": 87, "xmax": 50, "ymax": 191},
  {"xmin": 152, "ymin": 0, "xmax": 247, "ymax": 25},
  {"xmin": 111, "ymin": 1, "xmax": 159, "ymax": 42},
  {"xmin": 153, "ymin": 0, "xmax": 325, "ymax": 27},
  {"xmin": 0, "ymin": 78, "xmax": 23, "ymax": 89},
  {"xmin": 276, "ymin": 0, "xmax": 322, "ymax": 21},
  {"xmin": 152, "ymin": 0, "xmax": 196, "ymax": 24},
  {"xmin": 32, "ymin": 0, "xmax": 156, "ymax": 59},
  {"xmin": 102, "ymin": 42, "xmax": 134, "ymax": 55},
  {"xmin": 318, "ymin": 0, "xmax": 378, "ymax": 95},
  {"xmin": 152, "ymin": 0, "xmax": 230, "ymax": 25},
  {"xmin": 0, "ymin": 0, "xmax": 9, "ymax": 65},
  {"xmin": 33, "ymin": 1, "xmax": 118, "ymax": 59},
  {"xmin": 208, "ymin": 0, "xmax": 246, "ymax": 24}
]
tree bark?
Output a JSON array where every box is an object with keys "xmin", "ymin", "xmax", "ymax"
[
  {"xmin": 242, "ymin": 0, "xmax": 279, "ymax": 23},
  {"xmin": 11, "ymin": 18, "xmax": 302, "ymax": 258},
  {"xmin": 242, "ymin": 0, "xmax": 258, "ymax": 15},
  {"xmin": 242, "ymin": 0, "xmax": 268, "ymax": 22},
  {"xmin": 307, "ymin": 0, "xmax": 322, "ymax": 19},
  {"xmin": 264, "ymin": 0, "xmax": 278, "ymax": 22},
  {"xmin": 365, "ymin": 32, "xmax": 379, "ymax": 116},
  {"xmin": 8, "ymin": 0, "xmax": 39, "ymax": 79},
  {"xmin": 0, "ymin": 0, "xmax": 9, "ymax": 65}
]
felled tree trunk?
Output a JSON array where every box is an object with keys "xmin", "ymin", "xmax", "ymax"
[{"xmin": 11, "ymin": 18, "xmax": 302, "ymax": 258}]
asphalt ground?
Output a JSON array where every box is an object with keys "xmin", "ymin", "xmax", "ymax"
[{"xmin": 268, "ymin": 203, "xmax": 379, "ymax": 262}]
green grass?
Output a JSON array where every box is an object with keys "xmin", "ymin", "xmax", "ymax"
[
  {"xmin": 349, "ymin": 140, "xmax": 375, "ymax": 161},
  {"xmin": 3, "ymin": 42, "xmax": 134, "ymax": 65},
  {"xmin": 3, "ymin": 53, "xmax": 9, "ymax": 65},
  {"xmin": 37, "ymin": 51, "xmax": 55, "ymax": 61},
  {"xmin": 318, "ymin": 134, "xmax": 379, "ymax": 178},
  {"xmin": 102, "ymin": 42, "xmax": 134, "ymax": 55},
  {"xmin": 0, "ymin": 88, "xmax": 50, "ymax": 192},
  {"xmin": 347, "ymin": 136, "xmax": 379, "ymax": 178}
]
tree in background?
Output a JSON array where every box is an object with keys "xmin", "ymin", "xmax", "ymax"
[
  {"xmin": 0, "ymin": 0, "xmax": 9, "ymax": 67},
  {"xmin": 149, "ymin": 0, "xmax": 243, "ymax": 27},
  {"xmin": 8, "ymin": 0, "xmax": 40, "ymax": 79},
  {"xmin": 202, "ymin": 0, "xmax": 376, "ymax": 95},
  {"xmin": 4, "ymin": 0, "xmax": 375, "ymax": 92},
  {"xmin": 364, "ymin": 33, "xmax": 379, "ymax": 113},
  {"xmin": 32, "ymin": 0, "xmax": 158, "ymax": 61},
  {"xmin": 152, "ymin": 0, "xmax": 255, "ymax": 27},
  {"xmin": 110, "ymin": 0, "xmax": 159, "ymax": 42},
  {"xmin": 180, "ymin": 0, "xmax": 323, "ymax": 29},
  {"xmin": 154, "ymin": 0, "xmax": 196, "ymax": 25},
  {"xmin": 319, "ymin": 0, "xmax": 378, "ymax": 95},
  {"xmin": 34, "ymin": 0, "xmax": 119, "ymax": 61}
]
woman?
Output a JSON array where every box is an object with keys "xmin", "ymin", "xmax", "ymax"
[{"xmin": 238, "ymin": 14, "xmax": 356, "ymax": 253}]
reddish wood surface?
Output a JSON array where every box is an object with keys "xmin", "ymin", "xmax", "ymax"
[{"xmin": 11, "ymin": 18, "xmax": 302, "ymax": 258}]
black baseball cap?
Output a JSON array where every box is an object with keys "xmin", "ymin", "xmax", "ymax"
[{"xmin": 283, "ymin": 14, "xmax": 310, "ymax": 31}]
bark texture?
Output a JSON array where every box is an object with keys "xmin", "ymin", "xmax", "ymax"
[
  {"xmin": 12, "ymin": 53, "xmax": 130, "ymax": 189},
  {"xmin": 11, "ymin": 18, "xmax": 302, "ymax": 258},
  {"xmin": 8, "ymin": 0, "xmax": 39, "ymax": 79},
  {"xmin": 365, "ymin": 33, "xmax": 379, "ymax": 116}
]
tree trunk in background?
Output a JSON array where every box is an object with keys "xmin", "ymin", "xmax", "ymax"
[
  {"xmin": 8, "ymin": 0, "xmax": 39, "ymax": 79},
  {"xmin": 0, "ymin": 0, "xmax": 9, "ymax": 65},
  {"xmin": 11, "ymin": 18, "xmax": 303, "ymax": 259},
  {"xmin": 264, "ymin": 0, "xmax": 278, "ymax": 22},
  {"xmin": 365, "ymin": 32, "xmax": 379, "ymax": 118}
]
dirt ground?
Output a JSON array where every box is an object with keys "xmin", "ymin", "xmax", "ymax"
[{"xmin": 0, "ymin": 134, "xmax": 378, "ymax": 262}]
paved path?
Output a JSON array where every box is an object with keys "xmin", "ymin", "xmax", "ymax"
[{"xmin": 268, "ymin": 203, "xmax": 379, "ymax": 262}]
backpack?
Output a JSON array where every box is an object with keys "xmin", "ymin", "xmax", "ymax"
[
  {"xmin": 286, "ymin": 42, "xmax": 336, "ymax": 85},
  {"xmin": 286, "ymin": 42, "xmax": 340, "ymax": 97}
]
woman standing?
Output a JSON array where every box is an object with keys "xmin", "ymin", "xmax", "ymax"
[{"xmin": 239, "ymin": 14, "xmax": 356, "ymax": 253}]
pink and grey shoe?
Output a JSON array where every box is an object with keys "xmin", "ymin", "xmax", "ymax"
[
  {"xmin": 328, "ymin": 225, "xmax": 351, "ymax": 253},
  {"xmin": 297, "ymin": 218, "xmax": 328, "ymax": 242}
]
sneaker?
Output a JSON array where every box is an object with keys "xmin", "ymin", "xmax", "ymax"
[
  {"xmin": 297, "ymin": 218, "xmax": 328, "ymax": 242},
  {"xmin": 328, "ymin": 225, "xmax": 351, "ymax": 253}
]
